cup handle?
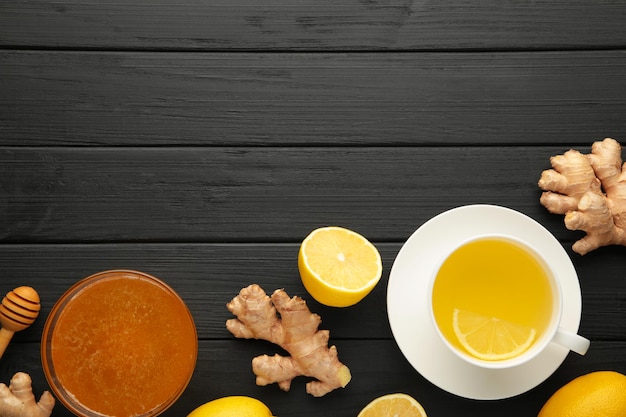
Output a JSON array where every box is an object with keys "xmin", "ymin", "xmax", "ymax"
[{"xmin": 552, "ymin": 328, "xmax": 590, "ymax": 355}]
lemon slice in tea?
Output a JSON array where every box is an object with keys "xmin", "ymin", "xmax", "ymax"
[{"xmin": 453, "ymin": 309, "xmax": 536, "ymax": 361}]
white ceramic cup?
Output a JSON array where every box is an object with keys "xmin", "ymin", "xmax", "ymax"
[{"xmin": 428, "ymin": 234, "xmax": 589, "ymax": 370}]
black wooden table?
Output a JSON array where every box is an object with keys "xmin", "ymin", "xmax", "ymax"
[{"xmin": 1, "ymin": 2, "xmax": 626, "ymax": 416}]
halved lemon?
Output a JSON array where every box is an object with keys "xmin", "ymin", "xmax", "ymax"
[
  {"xmin": 298, "ymin": 226, "xmax": 382, "ymax": 307},
  {"xmin": 357, "ymin": 393, "xmax": 427, "ymax": 417},
  {"xmin": 452, "ymin": 309, "xmax": 536, "ymax": 361}
]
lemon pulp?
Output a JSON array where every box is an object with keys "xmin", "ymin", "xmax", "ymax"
[
  {"xmin": 298, "ymin": 226, "xmax": 382, "ymax": 307},
  {"xmin": 453, "ymin": 309, "xmax": 536, "ymax": 361}
]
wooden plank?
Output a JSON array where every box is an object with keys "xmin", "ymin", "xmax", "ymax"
[
  {"xmin": 1, "ymin": 243, "xmax": 625, "ymax": 341},
  {"xmin": 0, "ymin": 146, "xmax": 602, "ymax": 242},
  {"xmin": 0, "ymin": 243, "xmax": 395, "ymax": 340},
  {"xmin": 1, "ymin": 1, "xmax": 625, "ymax": 51},
  {"xmin": 2, "ymin": 340, "xmax": 625, "ymax": 417},
  {"xmin": 1, "ymin": 51, "xmax": 626, "ymax": 146}
]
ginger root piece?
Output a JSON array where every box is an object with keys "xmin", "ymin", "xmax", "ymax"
[
  {"xmin": 538, "ymin": 137, "xmax": 626, "ymax": 255},
  {"xmin": 226, "ymin": 284, "xmax": 351, "ymax": 397},
  {"xmin": 0, "ymin": 372, "xmax": 55, "ymax": 417}
]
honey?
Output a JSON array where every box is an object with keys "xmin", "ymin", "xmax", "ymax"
[{"xmin": 42, "ymin": 270, "xmax": 197, "ymax": 417}]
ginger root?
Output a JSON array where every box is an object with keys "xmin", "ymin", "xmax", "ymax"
[
  {"xmin": 538, "ymin": 137, "xmax": 626, "ymax": 255},
  {"xmin": 0, "ymin": 372, "xmax": 55, "ymax": 417},
  {"xmin": 226, "ymin": 284, "xmax": 351, "ymax": 397}
]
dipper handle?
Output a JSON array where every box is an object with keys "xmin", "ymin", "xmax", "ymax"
[{"xmin": 0, "ymin": 286, "xmax": 41, "ymax": 359}]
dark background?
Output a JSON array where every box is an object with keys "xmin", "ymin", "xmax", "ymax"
[{"xmin": 1, "ymin": 1, "xmax": 626, "ymax": 416}]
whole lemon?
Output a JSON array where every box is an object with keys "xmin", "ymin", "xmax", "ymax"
[
  {"xmin": 187, "ymin": 396, "xmax": 275, "ymax": 417},
  {"xmin": 538, "ymin": 371, "xmax": 626, "ymax": 417}
]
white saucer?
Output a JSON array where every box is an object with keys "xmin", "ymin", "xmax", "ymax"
[{"xmin": 387, "ymin": 204, "xmax": 584, "ymax": 400}]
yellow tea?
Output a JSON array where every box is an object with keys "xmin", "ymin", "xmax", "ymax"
[{"xmin": 431, "ymin": 237, "xmax": 554, "ymax": 361}]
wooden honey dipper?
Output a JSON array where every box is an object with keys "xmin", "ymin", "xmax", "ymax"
[{"xmin": 0, "ymin": 286, "xmax": 41, "ymax": 359}]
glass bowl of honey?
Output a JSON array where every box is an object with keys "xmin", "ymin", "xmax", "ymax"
[{"xmin": 41, "ymin": 270, "xmax": 197, "ymax": 417}]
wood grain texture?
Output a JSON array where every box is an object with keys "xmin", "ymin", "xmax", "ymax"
[
  {"xmin": 0, "ymin": 146, "xmax": 597, "ymax": 242},
  {"xmin": 1, "ymin": 51, "xmax": 626, "ymax": 146},
  {"xmin": 2, "ymin": 0, "xmax": 626, "ymax": 415},
  {"xmin": 1, "ymin": 0, "xmax": 625, "ymax": 51},
  {"xmin": 1, "ymin": 243, "xmax": 624, "ymax": 342},
  {"xmin": 0, "ymin": 243, "xmax": 394, "ymax": 340},
  {"xmin": 2, "ymin": 340, "xmax": 625, "ymax": 417}
]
